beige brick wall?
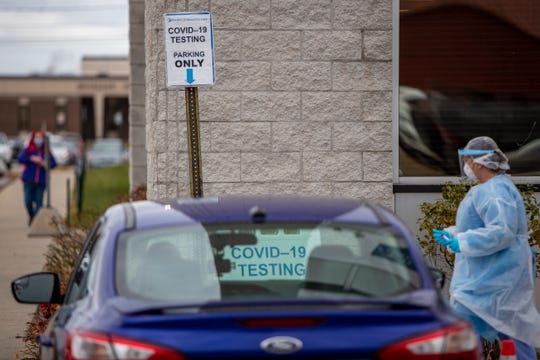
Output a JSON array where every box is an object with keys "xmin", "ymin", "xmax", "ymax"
[
  {"xmin": 128, "ymin": 0, "xmax": 147, "ymax": 189},
  {"xmin": 139, "ymin": 0, "xmax": 393, "ymax": 208}
]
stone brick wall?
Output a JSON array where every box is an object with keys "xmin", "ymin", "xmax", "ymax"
[
  {"xmin": 129, "ymin": 0, "xmax": 147, "ymax": 189},
  {"xmin": 141, "ymin": 0, "xmax": 393, "ymax": 208}
]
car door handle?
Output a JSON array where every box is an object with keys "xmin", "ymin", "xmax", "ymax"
[{"xmin": 38, "ymin": 334, "xmax": 54, "ymax": 347}]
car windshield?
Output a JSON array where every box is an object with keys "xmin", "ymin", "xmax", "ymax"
[{"xmin": 115, "ymin": 222, "xmax": 421, "ymax": 303}]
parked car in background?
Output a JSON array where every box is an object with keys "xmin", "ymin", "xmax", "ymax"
[
  {"xmin": 48, "ymin": 135, "xmax": 74, "ymax": 167},
  {"xmin": 0, "ymin": 133, "xmax": 13, "ymax": 170},
  {"xmin": 399, "ymin": 85, "xmax": 540, "ymax": 176},
  {"xmin": 12, "ymin": 195, "xmax": 481, "ymax": 359},
  {"xmin": 0, "ymin": 158, "xmax": 6, "ymax": 177},
  {"xmin": 86, "ymin": 137, "xmax": 127, "ymax": 168},
  {"xmin": 56, "ymin": 131, "xmax": 85, "ymax": 175},
  {"xmin": 7, "ymin": 135, "xmax": 24, "ymax": 162},
  {"xmin": 57, "ymin": 131, "xmax": 84, "ymax": 163}
]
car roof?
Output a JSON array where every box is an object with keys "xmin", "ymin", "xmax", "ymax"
[{"xmin": 107, "ymin": 195, "xmax": 403, "ymax": 231}]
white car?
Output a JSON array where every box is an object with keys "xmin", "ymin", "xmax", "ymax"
[
  {"xmin": 0, "ymin": 133, "xmax": 13, "ymax": 170},
  {"xmin": 49, "ymin": 135, "xmax": 73, "ymax": 167},
  {"xmin": 86, "ymin": 138, "xmax": 127, "ymax": 167},
  {"xmin": 0, "ymin": 158, "xmax": 6, "ymax": 177}
]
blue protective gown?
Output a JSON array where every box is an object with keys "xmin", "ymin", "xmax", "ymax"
[{"xmin": 445, "ymin": 174, "xmax": 540, "ymax": 347}]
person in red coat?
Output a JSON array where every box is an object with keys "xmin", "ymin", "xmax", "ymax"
[{"xmin": 17, "ymin": 130, "xmax": 57, "ymax": 225}]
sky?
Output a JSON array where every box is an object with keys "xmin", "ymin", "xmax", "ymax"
[{"xmin": 0, "ymin": 0, "xmax": 129, "ymax": 76}]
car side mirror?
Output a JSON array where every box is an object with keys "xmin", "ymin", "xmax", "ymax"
[
  {"xmin": 429, "ymin": 268, "xmax": 445, "ymax": 289},
  {"xmin": 11, "ymin": 272, "xmax": 63, "ymax": 304}
]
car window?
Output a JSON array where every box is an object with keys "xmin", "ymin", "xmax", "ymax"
[
  {"xmin": 89, "ymin": 139, "xmax": 124, "ymax": 152},
  {"xmin": 64, "ymin": 221, "xmax": 103, "ymax": 304},
  {"xmin": 115, "ymin": 222, "xmax": 421, "ymax": 303},
  {"xmin": 399, "ymin": 1, "xmax": 540, "ymax": 177},
  {"xmin": 91, "ymin": 144, "xmax": 122, "ymax": 151}
]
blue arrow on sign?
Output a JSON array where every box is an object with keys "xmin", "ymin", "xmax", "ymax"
[{"xmin": 186, "ymin": 68, "xmax": 195, "ymax": 84}]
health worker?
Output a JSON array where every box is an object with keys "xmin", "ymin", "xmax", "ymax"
[{"xmin": 433, "ymin": 136, "xmax": 540, "ymax": 359}]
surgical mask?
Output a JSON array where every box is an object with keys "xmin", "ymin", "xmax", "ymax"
[
  {"xmin": 34, "ymin": 138, "xmax": 43, "ymax": 147},
  {"xmin": 463, "ymin": 163, "xmax": 477, "ymax": 180}
]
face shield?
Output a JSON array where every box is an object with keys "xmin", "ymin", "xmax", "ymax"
[{"xmin": 457, "ymin": 149, "xmax": 494, "ymax": 178}]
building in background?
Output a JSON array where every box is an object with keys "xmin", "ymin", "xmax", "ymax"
[{"xmin": 0, "ymin": 56, "xmax": 129, "ymax": 141}]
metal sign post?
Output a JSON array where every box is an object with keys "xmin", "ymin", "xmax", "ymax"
[
  {"xmin": 164, "ymin": 12, "xmax": 215, "ymax": 198},
  {"xmin": 185, "ymin": 87, "xmax": 203, "ymax": 197}
]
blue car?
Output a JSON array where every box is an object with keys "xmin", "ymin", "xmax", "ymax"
[{"xmin": 12, "ymin": 196, "xmax": 480, "ymax": 359}]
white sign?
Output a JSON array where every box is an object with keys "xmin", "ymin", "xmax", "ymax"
[
  {"xmin": 219, "ymin": 235, "xmax": 322, "ymax": 281},
  {"xmin": 163, "ymin": 12, "xmax": 215, "ymax": 87},
  {"xmin": 225, "ymin": 243, "xmax": 308, "ymax": 280}
]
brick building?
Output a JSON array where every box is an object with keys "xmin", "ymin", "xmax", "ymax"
[{"xmin": 0, "ymin": 57, "xmax": 129, "ymax": 141}]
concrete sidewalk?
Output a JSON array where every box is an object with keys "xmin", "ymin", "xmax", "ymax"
[{"xmin": 0, "ymin": 167, "xmax": 74, "ymax": 360}]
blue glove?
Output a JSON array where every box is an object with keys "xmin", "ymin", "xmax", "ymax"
[
  {"xmin": 432, "ymin": 229, "xmax": 451, "ymax": 246},
  {"xmin": 433, "ymin": 229, "xmax": 461, "ymax": 252},
  {"xmin": 447, "ymin": 238, "xmax": 461, "ymax": 253}
]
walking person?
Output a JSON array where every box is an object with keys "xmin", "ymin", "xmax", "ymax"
[
  {"xmin": 17, "ymin": 129, "xmax": 57, "ymax": 225},
  {"xmin": 433, "ymin": 136, "xmax": 540, "ymax": 359}
]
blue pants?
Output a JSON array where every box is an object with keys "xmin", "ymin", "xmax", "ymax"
[{"xmin": 23, "ymin": 181, "xmax": 45, "ymax": 224}]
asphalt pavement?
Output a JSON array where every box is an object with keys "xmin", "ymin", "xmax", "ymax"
[{"xmin": 0, "ymin": 165, "xmax": 74, "ymax": 359}]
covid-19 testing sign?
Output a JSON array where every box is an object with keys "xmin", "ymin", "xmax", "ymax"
[{"xmin": 163, "ymin": 12, "xmax": 215, "ymax": 87}]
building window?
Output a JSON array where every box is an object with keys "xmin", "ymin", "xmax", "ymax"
[
  {"xmin": 18, "ymin": 97, "xmax": 30, "ymax": 132},
  {"xmin": 399, "ymin": 0, "xmax": 540, "ymax": 177},
  {"xmin": 55, "ymin": 97, "xmax": 68, "ymax": 131}
]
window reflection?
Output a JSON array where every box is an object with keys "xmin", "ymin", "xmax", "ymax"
[{"xmin": 399, "ymin": 0, "xmax": 540, "ymax": 176}]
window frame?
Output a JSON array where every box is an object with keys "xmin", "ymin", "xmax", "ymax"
[{"xmin": 392, "ymin": 0, "xmax": 540, "ymax": 186}]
